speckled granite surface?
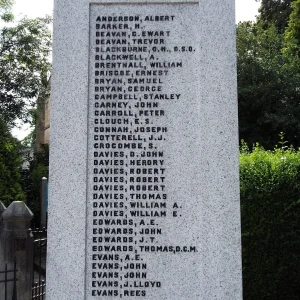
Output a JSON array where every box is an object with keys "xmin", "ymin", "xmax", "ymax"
[{"xmin": 47, "ymin": 1, "xmax": 242, "ymax": 299}]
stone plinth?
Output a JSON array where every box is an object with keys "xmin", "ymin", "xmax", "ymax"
[{"xmin": 0, "ymin": 201, "xmax": 34, "ymax": 300}]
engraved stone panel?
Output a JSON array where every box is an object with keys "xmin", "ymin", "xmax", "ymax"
[{"xmin": 86, "ymin": 4, "xmax": 201, "ymax": 299}]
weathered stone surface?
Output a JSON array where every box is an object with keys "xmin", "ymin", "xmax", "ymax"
[
  {"xmin": 47, "ymin": 1, "xmax": 242, "ymax": 299},
  {"xmin": 0, "ymin": 201, "xmax": 34, "ymax": 300},
  {"xmin": 0, "ymin": 201, "xmax": 6, "ymax": 233}
]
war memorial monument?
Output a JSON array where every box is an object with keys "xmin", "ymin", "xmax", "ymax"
[{"xmin": 47, "ymin": 0, "xmax": 243, "ymax": 299}]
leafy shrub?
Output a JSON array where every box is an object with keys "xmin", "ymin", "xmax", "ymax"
[
  {"xmin": 20, "ymin": 144, "xmax": 49, "ymax": 224},
  {"xmin": 0, "ymin": 119, "xmax": 25, "ymax": 206},
  {"xmin": 240, "ymin": 136, "xmax": 300, "ymax": 299}
]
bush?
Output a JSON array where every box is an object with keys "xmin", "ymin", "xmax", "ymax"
[
  {"xmin": 240, "ymin": 136, "xmax": 300, "ymax": 299},
  {"xmin": 20, "ymin": 144, "xmax": 49, "ymax": 224},
  {"xmin": 0, "ymin": 119, "xmax": 25, "ymax": 206}
]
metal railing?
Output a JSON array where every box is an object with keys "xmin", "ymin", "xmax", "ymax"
[
  {"xmin": 31, "ymin": 228, "xmax": 47, "ymax": 300},
  {"xmin": 0, "ymin": 261, "xmax": 18, "ymax": 300},
  {"xmin": 32, "ymin": 280, "xmax": 46, "ymax": 300}
]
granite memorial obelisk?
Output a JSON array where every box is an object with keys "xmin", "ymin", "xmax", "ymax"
[{"xmin": 47, "ymin": 0, "xmax": 242, "ymax": 299}]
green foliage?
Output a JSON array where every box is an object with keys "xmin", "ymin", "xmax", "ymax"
[
  {"xmin": 0, "ymin": 0, "xmax": 13, "ymax": 10},
  {"xmin": 0, "ymin": 119, "xmax": 25, "ymax": 206},
  {"xmin": 1, "ymin": 12, "xmax": 13, "ymax": 22},
  {"xmin": 20, "ymin": 144, "xmax": 49, "ymax": 223},
  {"xmin": 0, "ymin": 0, "xmax": 14, "ymax": 22},
  {"xmin": 240, "ymin": 137, "xmax": 300, "ymax": 299},
  {"xmin": 0, "ymin": 16, "xmax": 51, "ymax": 126},
  {"xmin": 20, "ymin": 108, "xmax": 37, "ymax": 147},
  {"xmin": 21, "ymin": 129, "xmax": 36, "ymax": 148},
  {"xmin": 237, "ymin": 21, "xmax": 300, "ymax": 149},
  {"xmin": 0, "ymin": 5, "xmax": 51, "ymax": 220},
  {"xmin": 284, "ymin": 0, "xmax": 300, "ymax": 56},
  {"xmin": 257, "ymin": 0, "xmax": 294, "ymax": 32}
]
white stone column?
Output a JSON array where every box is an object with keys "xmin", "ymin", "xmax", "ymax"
[{"xmin": 48, "ymin": 1, "xmax": 242, "ymax": 299}]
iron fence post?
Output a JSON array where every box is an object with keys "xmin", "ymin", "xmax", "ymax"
[{"xmin": 40, "ymin": 178, "xmax": 48, "ymax": 228}]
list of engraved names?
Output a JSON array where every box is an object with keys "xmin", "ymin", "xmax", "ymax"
[{"xmin": 87, "ymin": 4, "xmax": 200, "ymax": 299}]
